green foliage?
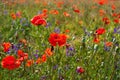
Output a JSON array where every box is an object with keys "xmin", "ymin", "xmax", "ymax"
[{"xmin": 0, "ymin": 0, "xmax": 120, "ymax": 80}]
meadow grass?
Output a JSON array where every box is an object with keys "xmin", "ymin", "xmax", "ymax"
[{"xmin": 0, "ymin": 0, "xmax": 120, "ymax": 80}]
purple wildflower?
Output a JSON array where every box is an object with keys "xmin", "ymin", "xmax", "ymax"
[
  {"xmin": 34, "ymin": 54, "xmax": 39, "ymax": 58},
  {"xmin": 82, "ymin": 26, "xmax": 91, "ymax": 36},
  {"xmin": 3, "ymin": 10, "xmax": 8, "ymax": 15},
  {"xmin": 114, "ymin": 42, "xmax": 119, "ymax": 46},
  {"xmin": 114, "ymin": 26, "xmax": 120, "ymax": 34},
  {"xmin": 45, "ymin": 22, "xmax": 51, "ymax": 28},
  {"xmin": 66, "ymin": 46, "xmax": 75, "ymax": 56},
  {"xmin": 53, "ymin": 64, "xmax": 58, "ymax": 70},
  {"xmin": 104, "ymin": 45, "xmax": 110, "ymax": 51},
  {"xmin": 54, "ymin": 27, "xmax": 60, "ymax": 33},
  {"xmin": 36, "ymin": 50, "xmax": 39, "ymax": 53},
  {"xmin": 20, "ymin": 18, "xmax": 26, "ymax": 24},
  {"xmin": 7, "ymin": 50, "xmax": 11, "ymax": 54},
  {"xmin": 40, "ymin": 75, "xmax": 47, "ymax": 80}
]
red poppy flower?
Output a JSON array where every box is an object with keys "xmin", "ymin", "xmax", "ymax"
[
  {"xmin": 17, "ymin": 50, "xmax": 28, "ymax": 61},
  {"xmin": 2, "ymin": 42, "xmax": 11, "ymax": 52},
  {"xmin": 105, "ymin": 42, "xmax": 113, "ymax": 47},
  {"xmin": 26, "ymin": 59, "xmax": 34, "ymax": 67},
  {"xmin": 111, "ymin": 4, "xmax": 116, "ymax": 10},
  {"xmin": 17, "ymin": 50, "xmax": 24, "ymax": 57},
  {"xmin": 49, "ymin": 10, "xmax": 59, "ymax": 15},
  {"xmin": 1, "ymin": 56, "xmax": 20, "ymax": 70},
  {"xmin": 36, "ymin": 57, "xmax": 42, "ymax": 64},
  {"xmin": 11, "ymin": 13, "xmax": 16, "ymax": 19},
  {"xmin": 48, "ymin": 33, "xmax": 59, "ymax": 46},
  {"xmin": 112, "ymin": 13, "xmax": 118, "ymax": 17},
  {"xmin": 102, "ymin": 17, "xmax": 110, "ymax": 25},
  {"xmin": 76, "ymin": 66, "xmax": 85, "ymax": 74},
  {"xmin": 56, "ymin": 1, "xmax": 64, "ymax": 8},
  {"xmin": 31, "ymin": 15, "xmax": 47, "ymax": 26},
  {"xmin": 15, "ymin": 59, "xmax": 21, "ymax": 68},
  {"xmin": 31, "ymin": 15, "xmax": 42, "ymax": 24},
  {"xmin": 64, "ymin": 29, "xmax": 70, "ymax": 33},
  {"xmin": 63, "ymin": 12, "xmax": 70, "ymax": 17},
  {"xmin": 58, "ymin": 34, "xmax": 67, "ymax": 46},
  {"xmin": 99, "ymin": 9, "xmax": 105, "ymax": 16},
  {"xmin": 118, "ymin": 13, "xmax": 120, "ymax": 18},
  {"xmin": 34, "ymin": 19, "xmax": 47, "ymax": 25},
  {"xmin": 39, "ymin": 13, "xmax": 48, "ymax": 19},
  {"xmin": 41, "ymin": 54, "xmax": 47, "ymax": 62},
  {"xmin": 93, "ymin": 37, "xmax": 100, "ymax": 44},
  {"xmin": 48, "ymin": 33, "xmax": 67, "ymax": 46},
  {"xmin": 42, "ymin": 9, "xmax": 48, "ymax": 14},
  {"xmin": 98, "ymin": 0, "xmax": 108, "ymax": 5},
  {"xmin": 73, "ymin": 9, "xmax": 80, "ymax": 13},
  {"xmin": 114, "ymin": 19, "xmax": 119, "ymax": 24},
  {"xmin": 45, "ymin": 48, "xmax": 53, "ymax": 57},
  {"xmin": 96, "ymin": 27, "xmax": 105, "ymax": 35}
]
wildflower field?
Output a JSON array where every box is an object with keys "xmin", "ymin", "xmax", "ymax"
[{"xmin": 0, "ymin": 0, "xmax": 120, "ymax": 80}]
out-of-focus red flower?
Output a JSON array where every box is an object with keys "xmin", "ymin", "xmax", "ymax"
[
  {"xmin": 34, "ymin": 0, "xmax": 40, "ymax": 4},
  {"xmin": 112, "ymin": 13, "xmax": 118, "ymax": 17},
  {"xmin": 49, "ymin": 10, "xmax": 59, "ymax": 15},
  {"xmin": 34, "ymin": 19, "xmax": 47, "ymax": 26},
  {"xmin": 1, "ymin": 56, "xmax": 21, "ymax": 70},
  {"xmin": 76, "ymin": 66, "xmax": 85, "ymax": 74},
  {"xmin": 11, "ymin": 12, "xmax": 16, "ymax": 19},
  {"xmin": 73, "ymin": 9, "xmax": 80, "ymax": 13},
  {"xmin": 99, "ymin": 9, "xmax": 106, "ymax": 16},
  {"xmin": 111, "ymin": 4, "xmax": 116, "ymax": 10},
  {"xmin": 117, "ymin": 14, "xmax": 120, "ymax": 19},
  {"xmin": 39, "ymin": 13, "xmax": 48, "ymax": 19},
  {"xmin": 102, "ymin": 17, "xmax": 110, "ymax": 25},
  {"xmin": 42, "ymin": 1, "xmax": 48, "ymax": 6},
  {"xmin": 96, "ymin": 27, "xmax": 105, "ymax": 35},
  {"xmin": 48, "ymin": 33, "xmax": 68, "ymax": 47},
  {"xmin": 65, "ymin": 29, "xmax": 70, "ymax": 33},
  {"xmin": 36, "ymin": 57, "xmax": 42, "ymax": 64},
  {"xmin": 41, "ymin": 54, "xmax": 47, "ymax": 62},
  {"xmin": 63, "ymin": 12, "xmax": 70, "ymax": 17},
  {"xmin": 105, "ymin": 42, "xmax": 113, "ymax": 47},
  {"xmin": 2, "ymin": 42, "xmax": 11, "ymax": 52},
  {"xmin": 17, "ymin": 50, "xmax": 28, "ymax": 61},
  {"xmin": 17, "ymin": 50, "xmax": 24, "ymax": 57},
  {"xmin": 31, "ymin": 15, "xmax": 42, "ymax": 24},
  {"xmin": 31, "ymin": 15, "xmax": 47, "ymax": 26},
  {"xmin": 98, "ymin": 0, "xmax": 108, "ymax": 5},
  {"xmin": 26, "ymin": 59, "xmax": 34, "ymax": 67},
  {"xmin": 15, "ymin": 59, "xmax": 21, "ymax": 68},
  {"xmin": 45, "ymin": 48, "xmax": 53, "ymax": 57},
  {"xmin": 42, "ymin": 9, "xmax": 48, "ymax": 14},
  {"xmin": 114, "ymin": 19, "xmax": 119, "ymax": 24},
  {"xmin": 93, "ymin": 37, "xmax": 100, "ymax": 44},
  {"xmin": 56, "ymin": 1, "xmax": 64, "ymax": 8}
]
